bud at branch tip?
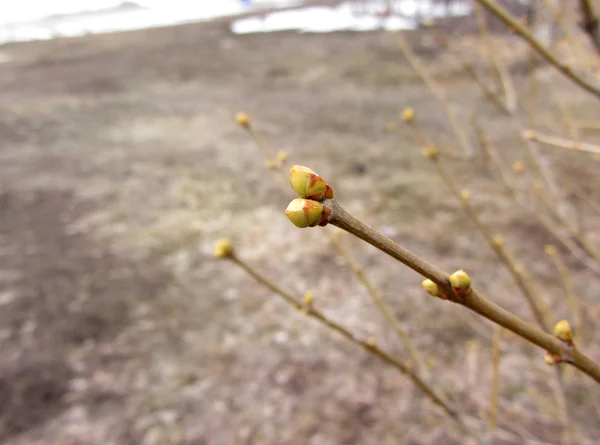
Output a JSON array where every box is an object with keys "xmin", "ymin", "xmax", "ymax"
[{"xmin": 213, "ymin": 238, "xmax": 233, "ymax": 259}]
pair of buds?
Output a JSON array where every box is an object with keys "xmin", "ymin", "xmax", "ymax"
[{"xmin": 285, "ymin": 166, "xmax": 334, "ymax": 228}]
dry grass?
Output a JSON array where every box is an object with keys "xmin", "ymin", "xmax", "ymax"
[{"xmin": 0, "ymin": 10, "xmax": 599, "ymax": 445}]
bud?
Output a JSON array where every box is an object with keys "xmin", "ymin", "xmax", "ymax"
[
  {"xmin": 303, "ymin": 291, "xmax": 314, "ymax": 307},
  {"xmin": 213, "ymin": 238, "xmax": 233, "ymax": 258},
  {"xmin": 492, "ymin": 235, "xmax": 504, "ymax": 248},
  {"xmin": 421, "ymin": 278, "xmax": 440, "ymax": 297},
  {"xmin": 366, "ymin": 337, "xmax": 377, "ymax": 348},
  {"xmin": 554, "ymin": 320, "xmax": 573, "ymax": 342},
  {"xmin": 266, "ymin": 160, "xmax": 276, "ymax": 170},
  {"xmin": 401, "ymin": 107, "xmax": 415, "ymax": 123},
  {"xmin": 289, "ymin": 165, "xmax": 333, "ymax": 201},
  {"xmin": 385, "ymin": 121, "xmax": 397, "ymax": 132},
  {"xmin": 512, "ymin": 160, "xmax": 525, "ymax": 174},
  {"xmin": 460, "ymin": 189, "xmax": 471, "ymax": 202},
  {"xmin": 544, "ymin": 244, "xmax": 557, "ymax": 256},
  {"xmin": 423, "ymin": 146, "xmax": 440, "ymax": 161},
  {"xmin": 522, "ymin": 129, "xmax": 536, "ymax": 140},
  {"xmin": 276, "ymin": 151, "xmax": 288, "ymax": 164},
  {"xmin": 236, "ymin": 112, "xmax": 251, "ymax": 128},
  {"xmin": 285, "ymin": 198, "xmax": 330, "ymax": 228},
  {"xmin": 544, "ymin": 352, "xmax": 557, "ymax": 365},
  {"xmin": 533, "ymin": 180, "xmax": 544, "ymax": 192},
  {"xmin": 450, "ymin": 269, "xmax": 472, "ymax": 297}
]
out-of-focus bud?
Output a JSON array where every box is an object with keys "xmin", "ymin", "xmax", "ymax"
[
  {"xmin": 289, "ymin": 165, "xmax": 333, "ymax": 201},
  {"xmin": 421, "ymin": 278, "xmax": 440, "ymax": 297},
  {"xmin": 303, "ymin": 291, "xmax": 314, "ymax": 307},
  {"xmin": 276, "ymin": 151, "xmax": 288, "ymax": 164},
  {"xmin": 492, "ymin": 235, "xmax": 504, "ymax": 248},
  {"xmin": 401, "ymin": 107, "xmax": 415, "ymax": 123},
  {"xmin": 213, "ymin": 238, "xmax": 233, "ymax": 258},
  {"xmin": 522, "ymin": 129, "xmax": 536, "ymax": 140},
  {"xmin": 385, "ymin": 121, "xmax": 397, "ymax": 132},
  {"xmin": 450, "ymin": 269, "xmax": 472, "ymax": 297},
  {"xmin": 544, "ymin": 245, "xmax": 557, "ymax": 256},
  {"xmin": 512, "ymin": 160, "xmax": 525, "ymax": 174},
  {"xmin": 266, "ymin": 160, "xmax": 276, "ymax": 170},
  {"xmin": 423, "ymin": 146, "xmax": 440, "ymax": 161},
  {"xmin": 460, "ymin": 189, "xmax": 471, "ymax": 202},
  {"xmin": 236, "ymin": 111, "xmax": 251, "ymax": 128},
  {"xmin": 554, "ymin": 320, "xmax": 573, "ymax": 342},
  {"xmin": 285, "ymin": 198, "xmax": 330, "ymax": 228},
  {"xmin": 544, "ymin": 352, "xmax": 557, "ymax": 365}
]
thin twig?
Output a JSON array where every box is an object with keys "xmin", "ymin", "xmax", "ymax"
[
  {"xmin": 579, "ymin": 0, "xmax": 600, "ymax": 55},
  {"xmin": 327, "ymin": 234, "xmax": 429, "ymax": 376},
  {"xmin": 523, "ymin": 130, "xmax": 600, "ymax": 156},
  {"xmin": 474, "ymin": 0, "xmax": 600, "ymax": 99},
  {"xmin": 226, "ymin": 253, "xmax": 470, "ymax": 434},
  {"xmin": 474, "ymin": 2, "xmax": 517, "ymax": 112},
  {"xmin": 397, "ymin": 33, "xmax": 475, "ymax": 158}
]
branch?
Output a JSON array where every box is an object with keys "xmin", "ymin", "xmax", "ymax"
[
  {"xmin": 474, "ymin": 0, "xmax": 600, "ymax": 100},
  {"xmin": 321, "ymin": 197, "xmax": 600, "ymax": 384},
  {"xmin": 580, "ymin": 0, "xmax": 600, "ymax": 55}
]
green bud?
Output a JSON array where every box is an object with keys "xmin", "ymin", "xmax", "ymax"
[
  {"xmin": 289, "ymin": 165, "xmax": 333, "ymax": 201},
  {"xmin": 450, "ymin": 269, "xmax": 472, "ymax": 297},
  {"xmin": 421, "ymin": 279, "xmax": 440, "ymax": 297},
  {"xmin": 554, "ymin": 320, "xmax": 573, "ymax": 342},
  {"xmin": 285, "ymin": 198, "xmax": 330, "ymax": 228}
]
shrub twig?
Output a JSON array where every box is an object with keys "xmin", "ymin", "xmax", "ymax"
[{"xmin": 474, "ymin": 0, "xmax": 600, "ymax": 99}]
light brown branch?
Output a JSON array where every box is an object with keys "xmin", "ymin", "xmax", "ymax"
[
  {"xmin": 323, "ymin": 197, "xmax": 600, "ymax": 384},
  {"xmin": 474, "ymin": 0, "xmax": 600, "ymax": 99},
  {"xmin": 579, "ymin": 0, "xmax": 600, "ymax": 55}
]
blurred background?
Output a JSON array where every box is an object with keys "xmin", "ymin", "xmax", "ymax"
[{"xmin": 1, "ymin": 1, "xmax": 600, "ymax": 444}]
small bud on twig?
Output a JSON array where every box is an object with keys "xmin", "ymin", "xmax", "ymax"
[
  {"xmin": 423, "ymin": 146, "xmax": 440, "ymax": 161},
  {"xmin": 421, "ymin": 278, "xmax": 440, "ymax": 297},
  {"xmin": 285, "ymin": 198, "xmax": 331, "ymax": 228},
  {"xmin": 276, "ymin": 151, "xmax": 288, "ymax": 164},
  {"xmin": 236, "ymin": 112, "xmax": 251, "ymax": 128},
  {"xmin": 492, "ymin": 235, "xmax": 504, "ymax": 248},
  {"xmin": 522, "ymin": 129, "xmax": 535, "ymax": 140},
  {"xmin": 512, "ymin": 160, "xmax": 525, "ymax": 174},
  {"xmin": 450, "ymin": 269, "xmax": 472, "ymax": 298},
  {"xmin": 289, "ymin": 165, "xmax": 333, "ymax": 201},
  {"xmin": 544, "ymin": 244, "xmax": 557, "ymax": 256},
  {"xmin": 266, "ymin": 160, "xmax": 276, "ymax": 170},
  {"xmin": 401, "ymin": 107, "xmax": 415, "ymax": 123},
  {"xmin": 213, "ymin": 238, "xmax": 234, "ymax": 259},
  {"xmin": 460, "ymin": 189, "xmax": 471, "ymax": 203},
  {"xmin": 554, "ymin": 320, "xmax": 573, "ymax": 343},
  {"xmin": 544, "ymin": 352, "xmax": 558, "ymax": 365},
  {"xmin": 303, "ymin": 291, "xmax": 314, "ymax": 307}
]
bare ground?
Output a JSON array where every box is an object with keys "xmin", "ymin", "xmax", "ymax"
[{"xmin": 1, "ymin": 12, "xmax": 600, "ymax": 445}]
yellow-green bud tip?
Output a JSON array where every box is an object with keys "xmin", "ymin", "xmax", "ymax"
[
  {"xmin": 512, "ymin": 160, "xmax": 525, "ymax": 174},
  {"xmin": 460, "ymin": 189, "xmax": 471, "ymax": 202},
  {"xmin": 554, "ymin": 320, "xmax": 572, "ymax": 342},
  {"xmin": 276, "ymin": 151, "xmax": 288, "ymax": 164},
  {"xmin": 450, "ymin": 269, "xmax": 471, "ymax": 293},
  {"xmin": 236, "ymin": 112, "xmax": 251, "ymax": 128},
  {"xmin": 213, "ymin": 238, "xmax": 233, "ymax": 258},
  {"xmin": 401, "ymin": 107, "xmax": 415, "ymax": 123},
  {"xmin": 423, "ymin": 146, "xmax": 440, "ymax": 160},
  {"xmin": 289, "ymin": 165, "xmax": 333, "ymax": 201},
  {"xmin": 522, "ymin": 129, "xmax": 535, "ymax": 140},
  {"xmin": 303, "ymin": 291, "xmax": 314, "ymax": 306},
  {"xmin": 421, "ymin": 279, "xmax": 440, "ymax": 297},
  {"xmin": 544, "ymin": 353, "xmax": 557, "ymax": 365},
  {"xmin": 285, "ymin": 198, "xmax": 330, "ymax": 228},
  {"xmin": 544, "ymin": 244, "xmax": 557, "ymax": 256}
]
